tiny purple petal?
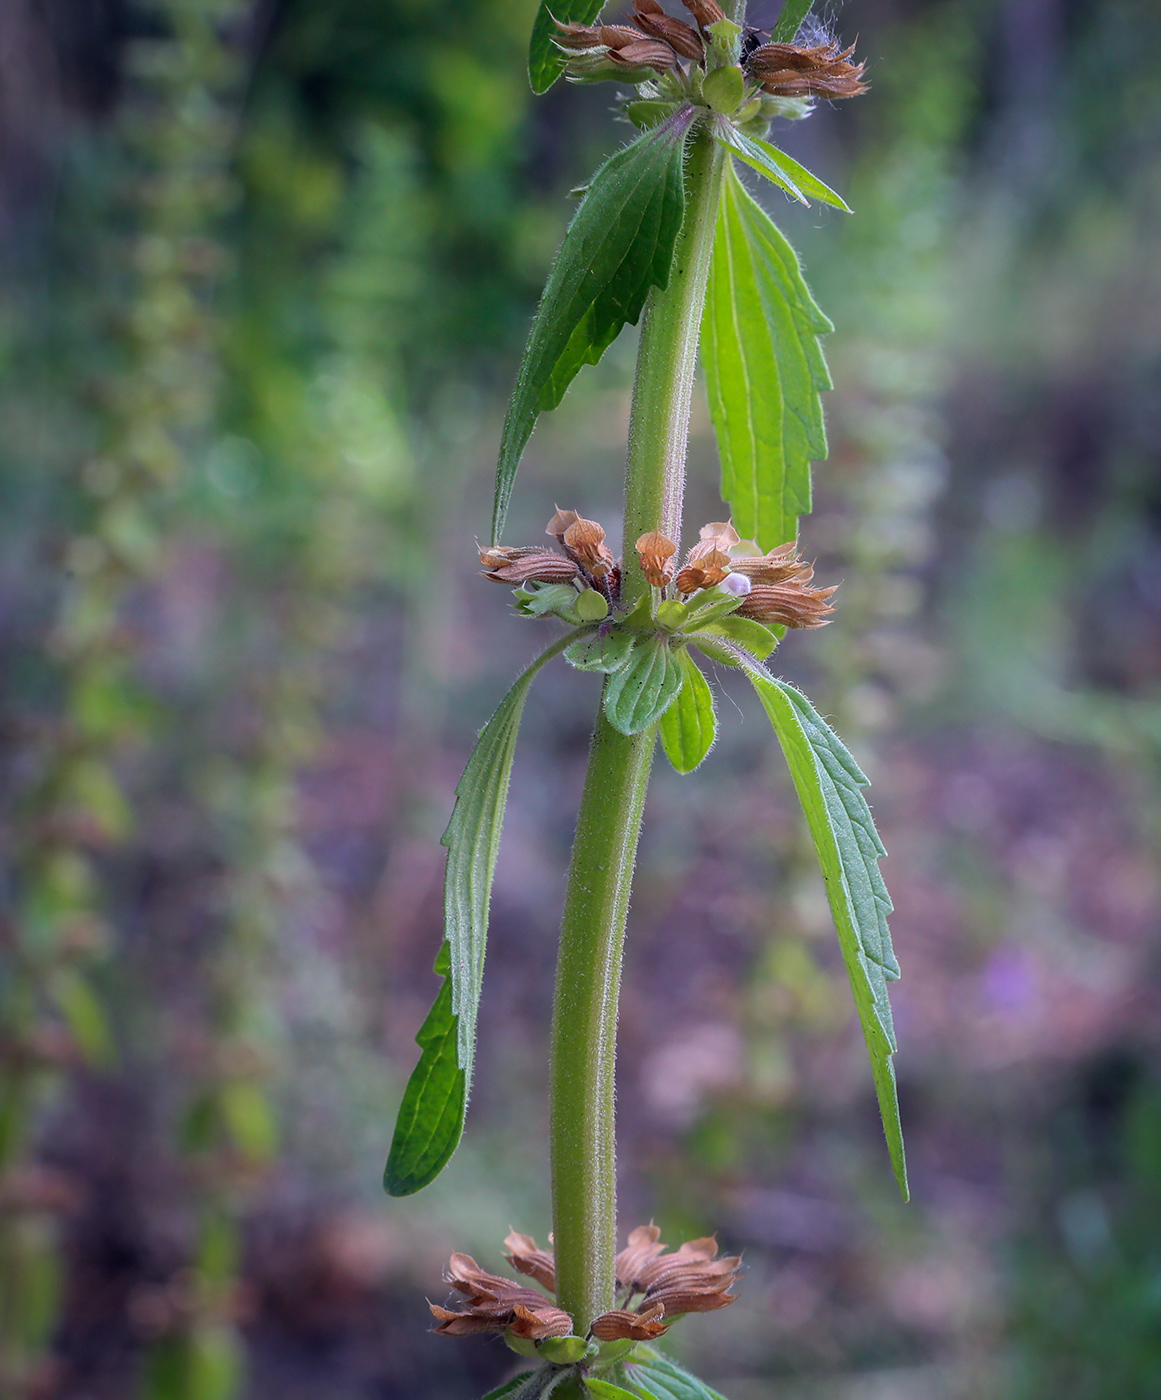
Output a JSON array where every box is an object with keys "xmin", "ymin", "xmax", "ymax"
[{"xmin": 721, "ymin": 571, "xmax": 752, "ymax": 596}]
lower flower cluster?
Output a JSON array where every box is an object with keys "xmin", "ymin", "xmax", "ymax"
[{"xmin": 430, "ymin": 1225, "xmax": 740, "ymax": 1347}]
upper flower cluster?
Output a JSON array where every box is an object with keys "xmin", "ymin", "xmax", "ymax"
[
  {"xmin": 430, "ymin": 1224, "xmax": 740, "ymax": 1345},
  {"xmin": 555, "ymin": 0, "xmax": 866, "ymax": 104}
]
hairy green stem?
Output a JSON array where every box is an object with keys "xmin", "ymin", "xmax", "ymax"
[
  {"xmin": 548, "ymin": 118, "xmax": 725, "ymax": 1332},
  {"xmin": 621, "ymin": 122, "xmax": 727, "ymax": 607}
]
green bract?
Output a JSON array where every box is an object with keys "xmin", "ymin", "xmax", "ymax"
[
  {"xmin": 659, "ymin": 650, "xmax": 717, "ymax": 773},
  {"xmin": 565, "ymin": 626, "xmax": 639, "ymax": 673},
  {"xmin": 602, "ymin": 634, "xmax": 684, "ymax": 736}
]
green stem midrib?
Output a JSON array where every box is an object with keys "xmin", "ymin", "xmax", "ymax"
[{"xmin": 547, "ymin": 116, "xmax": 725, "ymax": 1333}]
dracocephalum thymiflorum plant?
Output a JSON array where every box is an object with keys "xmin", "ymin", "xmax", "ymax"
[{"xmin": 384, "ymin": 3, "xmax": 905, "ymax": 1396}]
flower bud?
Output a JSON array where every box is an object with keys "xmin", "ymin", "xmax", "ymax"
[{"xmin": 720, "ymin": 571, "xmax": 752, "ymax": 596}]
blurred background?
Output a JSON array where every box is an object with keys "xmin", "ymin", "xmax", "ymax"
[{"xmin": 1, "ymin": 0, "xmax": 1160, "ymax": 1396}]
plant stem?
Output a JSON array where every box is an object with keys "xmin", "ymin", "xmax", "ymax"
[
  {"xmin": 621, "ymin": 121, "xmax": 726, "ymax": 607},
  {"xmin": 548, "ymin": 118, "xmax": 725, "ymax": 1333}
]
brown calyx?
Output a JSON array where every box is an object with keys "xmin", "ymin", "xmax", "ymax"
[
  {"xmin": 479, "ymin": 545, "xmax": 581, "ymax": 585},
  {"xmin": 680, "ymin": 0, "xmax": 726, "ymax": 30},
  {"xmin": 433, "ymin": 1226, "xmax": 741, "ymax": 1346},
  {"xmin": 554, "ymin": 17, "xmax": 681, "ymax": 75},
  {"xmin": 726, "ymin": 539, "xmax": 811, "ymax": 585},
  {"xmin": 429, "ymin": 1251, "xmax": 572, "ymax": 1339},
  {"xmin": 614, "ymin": 1225, "xmax": 741, "ymax": 1323},
  {"xmin": 632, "ymin": 0, "xmax": 705, "ymax": 61},
  {"xmin": 636, "ymin": 530, "xmax": 678, "ymax": 587},
  {"xmin": 504, "ymin": 1230, "xmax": 556, "ymax": 1292},
  {"xmin": 745, "ymin": 39, "xmax": 868, "ymax": 99},
  {"xmin": 736, "ymin": 579, "xmax": 838, "ymax": 627},
  {"xmin": 563, "ymin": 515, "xmax": 617, "ymax": 580}
]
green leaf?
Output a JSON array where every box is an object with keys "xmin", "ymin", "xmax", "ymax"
[
  {"xmin": 529, "ymin": 0, "xmax": 605, "ymax": 93},
  {"xmin": 701, "ymin": 159, "xmax": 832, "ymax": 550},
  {"xmin": 494, "ymin": 114, "xmax": 692, "ymax": 542},
  {"xmin": 660, "ymin": 650, "xmax": 717, "ymax": 773},
  {"xmin": 771, "ymin": 0, "xmax": 813, "ymax": 43},
  {"xmin": 748, "ymin": 677, "xmax": 908, "ymax": 1199},
  {"xmin": 384, "ymin": 636, "xmax": 570, "ymax": 1195},
  {"xmin": 696, "ymin": 615, "xmax": 779, "ymax": 659},
  {"xmin": 565, "ymin": 626, "xmax": 640, "ymax": 673},
  {"xmin": 603, "ymin": 634, "xmax": 684, "ymax": 735},
  {"xmin": 624, "ymin": 1355, "xmax": 730, "ymax": 1400},
  {"xmin": 715, "ymin": 123, "xmax": 851, "ymax": 212},
  {"xmin": 587, "ymin": 1381, "xmax": 642, "ymax": 1400}
]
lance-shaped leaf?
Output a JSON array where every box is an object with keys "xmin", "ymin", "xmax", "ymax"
[
  {"xmin": 715, "ymin": 122, "xmax": 851, "ymax": 212},
  {"xmin": 624, "ymin": 1354, "xmax": 730, "ymax": 1400},
  {"xmin": 603, "ymin": 634, "xmax": 684, "ymax": 735},
  {"xmin": 528, "ymin": 0, "xmax": 604, "ymax": 94},
  {"xmin": 493, "ymin": 113, "xmax": 693, "ymax": 543},
  {"xmin": 659, "ymin": 649, "xmax": 717, "ymax": 773},
  {"xmin": 702, "ymin": 160, "xmax": 832, "ymax": 550},
  {"xmin": 748, "ymin": 676, "xmax": 908, "ymax": 1199},
  {"xmin": 384, "ymin": 636, "xmax": 569, "ymax": 1195},
  {"xmin": 771, "ymin": 0, "xmax": 814, "ymax": 43}
]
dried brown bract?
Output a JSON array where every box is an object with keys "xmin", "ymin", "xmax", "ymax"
[
  {"xmin": 636, "ymin": 530, "xmax": 678, "ymax": 587},
  {"xmin": 745, "ymin": 39, "xmax": 868, "ymax": 99}
]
